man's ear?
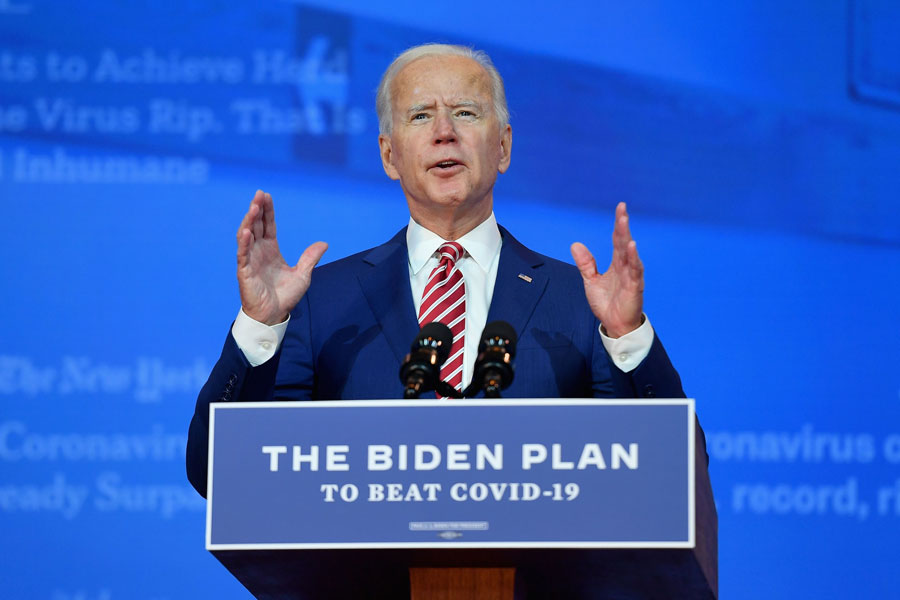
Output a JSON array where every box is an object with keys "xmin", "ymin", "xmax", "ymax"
[
  {"xmin": 497, "ymin": 124, "xmax": 512, "ymax": 174},
  {"xmin": 379, "ymin": 134, "xmax": 400, "ymax": 180}
]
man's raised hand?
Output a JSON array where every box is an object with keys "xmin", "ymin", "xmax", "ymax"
[
  {"xmin": 236, "ymin": 190, "xmax": 327, "ymax": 325},
  {"xmin": 570, "ymin": 202, "xmax": 644, "ymax": 338}
]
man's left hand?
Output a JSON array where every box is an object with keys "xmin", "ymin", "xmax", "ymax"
[{"xmin": 570, "ymin": 202, "xmax": 644, "ymax": 338}]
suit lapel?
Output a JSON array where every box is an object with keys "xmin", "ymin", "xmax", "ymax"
[
  {"xmin": 487, "ymin": 226, "xmax": 549, "ymax": 337},
  {"xmin": 357, "ymin": 228, "xmax": 420, "ymax": 365},
  {"xmin": 357, "ymin": 224, "xmax": 551, "ymax": 363}
]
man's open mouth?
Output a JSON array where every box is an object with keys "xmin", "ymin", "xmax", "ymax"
[{"xmin": 433, "ymin": 160, "xmax": 462, "ymax": 169}]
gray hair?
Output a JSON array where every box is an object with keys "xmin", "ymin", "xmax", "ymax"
[{"xmin": 375, "ymin": 43, "xmax": 510, "ymax": 135}]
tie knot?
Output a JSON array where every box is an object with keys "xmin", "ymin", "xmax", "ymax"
[{"xmin": 438, "ymin": 242, "xmax": 464, "ymax": 265}]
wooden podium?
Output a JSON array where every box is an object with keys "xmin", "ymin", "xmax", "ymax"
[
  {"xmin": 409, "ymin": 568, "xmax": 513, "ymax": 599},
  {"xmin": 206, "ymin": 400, "xmax": 717, "ymax": 599}
]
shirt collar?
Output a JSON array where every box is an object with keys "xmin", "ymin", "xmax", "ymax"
[{"xmin": 407, "ymin": 213, "xmax": 502, "ymax": 275}]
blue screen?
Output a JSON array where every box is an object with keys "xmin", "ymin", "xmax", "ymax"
[{"xmin": 2, "ymin": 1, "xmax": 898, "ymax": 598}]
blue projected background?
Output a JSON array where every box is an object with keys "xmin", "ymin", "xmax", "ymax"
[{"xmin": 2, "ymin": 1, "xmax": 899, "ymax": 599}]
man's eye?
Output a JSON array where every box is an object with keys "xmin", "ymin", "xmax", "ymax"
[
  {"xmin": 412, "ymin": 113, "xmax": 429, "ymax": 121},
  {"xmin": 456, "ymin": 110, "xmax": 475, "ymax": 118}
]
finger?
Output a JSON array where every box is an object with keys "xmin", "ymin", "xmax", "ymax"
[
  {"xmin": 612, "ymin": 203, "xmax": 632, "ymax": 246},
  {"xmin": 625, "ymin": 240, "xmax": 644, "ymax": 289},
  {"xmin": 237, "ymin": 190, "xmax": 263, "ymax": 239},
  {"xmin": 236, "ymin": 227, "xmax": 253, "ymax": 270},
  {"xmin": 262, "ymin": 192, "xmax": 277, "ymax": 239},
  {"xmin": 612, "ymin": 203, "xmax": 634, "ymax": 267},
  {"xmin": 250, "ymin": 191, "xmax": 266, "ymax": 241},
  {"xmin": 295, "ymin": 241, "xmax": 329, "ymax": 276},
  {"xmin": 570, "ymin": 242, "xmax": 598, "ymax": 279},
  {"xmin": 237, "ymin": 191, "xmax": 266, "ymax": 269}
]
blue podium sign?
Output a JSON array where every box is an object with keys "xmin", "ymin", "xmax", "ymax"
[{"xmin": 206, "ymin": 399, "xmax": 695, "ymax": 550}]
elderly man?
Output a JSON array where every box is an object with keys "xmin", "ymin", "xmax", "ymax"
[{"xmin": 186, "ymin": 44, "xmax": 685, "ymax": 497}]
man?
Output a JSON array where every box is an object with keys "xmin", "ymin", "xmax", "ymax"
[{"xmin": 186, "ymin": 44, "xmax": 686, "ymax": 498}]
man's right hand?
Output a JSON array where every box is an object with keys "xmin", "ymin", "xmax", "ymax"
[{"xmin": 237, "ymin": 190, "xmax": 328, "ymax": 325}]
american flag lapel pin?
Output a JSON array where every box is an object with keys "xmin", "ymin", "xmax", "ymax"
[{"xmin": 517, "ymin": 273, "xmax": 533, "ymax": 283}]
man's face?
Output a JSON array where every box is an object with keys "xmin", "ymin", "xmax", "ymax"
[{"xmin": 379, "ymin": 55, "xmax": 512, "ymax": 226}]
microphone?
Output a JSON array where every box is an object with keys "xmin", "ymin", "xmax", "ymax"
[
  {"xmin": 399, "ymin": 322, "xmax": 453, "ymax": 399},
  {"xmin": 464, "ymin": 321, "xmax": 517, "ymax": 398}
]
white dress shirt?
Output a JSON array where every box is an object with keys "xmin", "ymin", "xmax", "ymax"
[
  {"xmin": 406, "ymin": 213, "xmax": 501, "ymax": 387},
  {"xmin": 231, "ymin": 214, "xmax": 654, "ymax": 388}
]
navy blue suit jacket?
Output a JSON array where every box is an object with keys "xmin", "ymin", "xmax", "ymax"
[{"xmin": 187, "ymin": 226, "xmax": 685, "ymax": 496}]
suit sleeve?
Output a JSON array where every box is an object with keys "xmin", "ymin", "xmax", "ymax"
[
  {"xmin": 592, "ymin": 325, "xmax": 708, "ymax": 464},
  {"xmin": 185, "ymin": 295, "xmax": 316, "ymax": 498},
  {"xmin": 601, "ymin": 331, "xmax": 686, "ymax": 399}
]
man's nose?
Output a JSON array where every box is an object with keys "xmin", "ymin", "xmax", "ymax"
[{"xmin": 432, "ymin": 112, "xmax": 457, "ymax": 144}]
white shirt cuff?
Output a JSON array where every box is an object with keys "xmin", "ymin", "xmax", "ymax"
[
  {"xmin": 599, "ymin": 315, "xmax": 654, "ymax": 373},
  {"xmin": 231, "ymin": 309, "xmax": 290, "ymax": 367}
]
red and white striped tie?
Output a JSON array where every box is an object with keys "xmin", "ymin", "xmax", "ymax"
[{"xmin": 418, "ymin": 242, "xmax": 466, "ymax": 395}]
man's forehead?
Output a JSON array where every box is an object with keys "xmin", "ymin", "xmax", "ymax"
[{"xmin": 392, "ymin": 55, "xmax": 491, "ymax": 102}]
